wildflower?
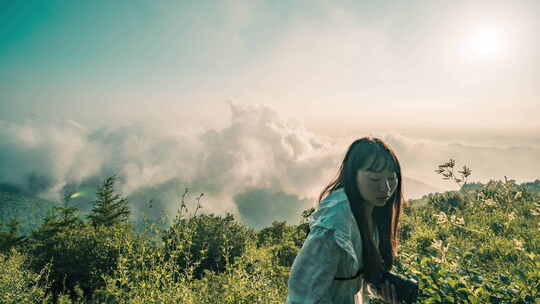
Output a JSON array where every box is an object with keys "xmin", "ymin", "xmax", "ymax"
[
  {"xmin": 512, "ymin": 239, "xmax": 524, "ymax": 251},
  {"xmin": 434, "ymin": 212, "xmax": 447, "ymax": 224},
  {"xmin": 531, "ymin": 202, "xmax": 540, "ymax": 216},
  {"xmin": 432, "ymin": 256, "xmax": 443, "ymax": 263},
  {"xmin": 431, "ymin": 239, "xmax": 443, "ymax": 250},
  {"xmin": 482, "ymin": 199, "xmax": 496, "ymax": 206}
]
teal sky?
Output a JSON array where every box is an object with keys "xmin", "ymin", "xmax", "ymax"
[{"xmin": 1, "ymin": 0, "xmax": 539, "ymax": 136}]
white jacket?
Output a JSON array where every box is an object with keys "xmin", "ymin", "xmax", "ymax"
[{"xmin": 286, "ymin": 187, "xmax": 381, "ymax": 304}]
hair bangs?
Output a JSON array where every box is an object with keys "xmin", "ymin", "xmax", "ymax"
[{"xmin": 368, "ymin": 152, "xmax": 396, "ymax": 173}]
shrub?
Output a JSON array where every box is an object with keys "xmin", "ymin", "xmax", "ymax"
[
  {"xmin": 162, "ymin": 213, "xmax": 255, "ymax": 280},
  {"xmin": 0, "ymin": 249, "xmax": 50, "ymax": 304},
  {"xmin": 427, "ymin": 191, "xmax": 468, "ymax": 214},
  {"xmin": 28, "ymin": 223, "xmax": 132, "ymax": 301}
]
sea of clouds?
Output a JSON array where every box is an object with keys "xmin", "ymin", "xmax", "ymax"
[{"xmin": 1, "ymin": 102, "xmax": 538, "ymax": 229}]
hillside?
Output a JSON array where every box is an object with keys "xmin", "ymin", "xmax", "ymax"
[{"xmin": 0, "ymin": 190, "xmax": 58, "ymax": 233}]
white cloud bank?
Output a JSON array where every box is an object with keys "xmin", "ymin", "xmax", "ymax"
[{"xmin": 1, "ymin": 102, "xmax": 538, "ymax": 228}]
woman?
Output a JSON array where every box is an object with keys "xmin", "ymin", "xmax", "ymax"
[{"xmin": 286, "ymin": 137, "xmax": 406, "ymax": 304}]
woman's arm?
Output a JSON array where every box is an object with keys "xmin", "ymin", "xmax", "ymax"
[{"xmin": 286, "ymin": 226, "xmax": 342, "ymax": 304}]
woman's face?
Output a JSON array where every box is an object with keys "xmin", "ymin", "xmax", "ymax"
[{"xmin": 356, "ymin": 168, "xmax": 398, "ymax": 207}]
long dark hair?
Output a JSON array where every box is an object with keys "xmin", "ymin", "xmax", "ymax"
[{"xmin": 317, "ymin": 136, "xmax": 405, "ymax": 284}]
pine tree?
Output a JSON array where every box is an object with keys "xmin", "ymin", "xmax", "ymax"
[
  {"xmin": 88, "ymin": 175, "xmax": 130, "ymax": 227},
  {"xmin": 32, "ymin": 192, "xmax": 81, "ymax": 241},
  {"xmin": 0, "ymin": 218, "xmax": 27, "ymax": 252}
]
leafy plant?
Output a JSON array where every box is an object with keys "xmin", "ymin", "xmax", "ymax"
[
  {"xmin": 0, "ymin": 249, "xmax": 50, "ymax": 304},
  {"xmin": 162, "ymin": 188, "xmax": 255, "ymax": 280},
  {"xmin": 435, "ymin": 159, "xmax": 472, "ymax": 189}
]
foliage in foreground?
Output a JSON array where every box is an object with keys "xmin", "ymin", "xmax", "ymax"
[
  {"xmin": 0, "ymin": 250, "xmax": 50, "ymax": 304},
  {"xmin": 0, "ymin": 169, "xmax": 539, "ymax": 303}
]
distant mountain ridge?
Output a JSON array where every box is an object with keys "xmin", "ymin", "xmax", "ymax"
[
  {"xmin": 0, "ymin": 190, "xmax": 58, "ymax": 234},
  {"xmin": 402, "ymin": 176, "xmax": 443, "ymax": 200}
]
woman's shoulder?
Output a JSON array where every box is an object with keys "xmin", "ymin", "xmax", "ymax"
[
  {"xmin": 308, "ymin": 187, "xmax": 352, "ymax": 232},
  {"xmin": 308, "ymin": 187, "xmax": 362, "ymax": 267}
]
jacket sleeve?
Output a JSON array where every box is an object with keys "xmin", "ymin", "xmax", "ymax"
[{"xmin": 285, "ymin": 225, "xmax": 343, "ymax": 304}]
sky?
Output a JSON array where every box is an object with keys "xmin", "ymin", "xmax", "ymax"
[{"xmin": 1, "ymin": 0, "xmax": 539, "ymax": 229}]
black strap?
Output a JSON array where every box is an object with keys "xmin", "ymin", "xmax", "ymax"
[{"xmin": 334, "ymin": 267, "xmax": 363, "ymax": 281}]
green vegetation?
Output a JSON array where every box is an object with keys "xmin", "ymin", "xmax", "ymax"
[
  {"xmin": 0, "ymin": 191, "xmax": 56, "ymax": 234},
  {"xmin": 87, "ymin": 175, "xmax": 130, "ymax": 228},
  {"xmin": 522, "ymin": 179, "xmax": 540, "ymax": 196},
  {"xmin": 0, "ymin": 161, "xmax": 539, "ymax": 303}
]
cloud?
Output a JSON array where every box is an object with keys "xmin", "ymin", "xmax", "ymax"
[
  {"xmin": 196, "ymin": 101, "xmax": 339, "ymax": 196},
  {"xmin": 0, "ymin": 102, "xmax": 341, "ymax": 226},
  {"xmin": 0, "ymin": 119, "xmax": 103, "ymax": 197},
  {"xmin": 1, "ymin": 102, "xmax": 538, "ymax": 228},
  {"xmin": 377, "ymin": 132, "xmax": 540, "ymax": 192}
]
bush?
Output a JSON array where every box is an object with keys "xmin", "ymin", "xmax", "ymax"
[
  {"xmin": 94, "ymin": 228, "xmax": 195, "ymax": 303},
  {"xmin": 268, "ymin": 240, "xmax": 299, "ymax": 268},
  {"xmin": 28, "ymin": 223, "xmax": 133, "ymax": 301},
  {"xmin": 427, "ymin": 191, "xmax": 468, "ymax": 214},
  {"xmin": 391, "ymin": 176, "xmax": 540, "ymax": 303},
  {"xmin": 162, "ymin": 213, "xmax": 256, "ymax": 280},
  {"xmin": 191, "ymin": 244, "xmax": 288, "ymax": 304},
  {"xmin": 0, "ymin": 249, "xmax": 50, "ymax": 304}
]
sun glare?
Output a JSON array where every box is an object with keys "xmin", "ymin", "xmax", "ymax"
[{"xmin": 460, "ymin": 26, "xmax": 505, "ymax": 60}]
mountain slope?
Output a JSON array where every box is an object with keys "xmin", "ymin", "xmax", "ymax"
[{"xmin": 0, "ymin": 190, "xmax": 58, "ymax": 234}]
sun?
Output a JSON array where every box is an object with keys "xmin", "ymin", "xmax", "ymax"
[
  {"xmin": 470, "ymin": 29, "xmax": 501, "ymax": 56},
  {"xmin": 460, "ymin": 26, "xmax": 505, "ymax": 60}
]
